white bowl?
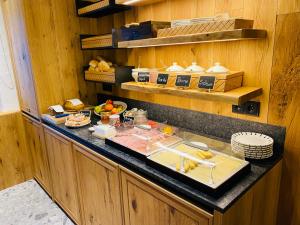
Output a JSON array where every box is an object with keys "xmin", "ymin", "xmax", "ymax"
[{"xmin": 94, "ymin": 101, "xmax": 127, "ymax": 117}]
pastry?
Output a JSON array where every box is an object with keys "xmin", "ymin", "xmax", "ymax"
[
  {"xmin": 89, "ymin": 60, "xmax": 98, "ymax": 68},
  {"xmin": 64, "ymin": 99, "xmax": 85, "ymax": 111}
]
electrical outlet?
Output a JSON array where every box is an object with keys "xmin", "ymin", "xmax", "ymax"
[{"xmin": 232, "ymin": 101, "xmax": 260, "ymax": 116}]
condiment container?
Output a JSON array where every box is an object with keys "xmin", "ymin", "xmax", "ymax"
[
  {"xmin": 206, "ymin": 62, "xmax": 229, "ymax": 74},
  {"xmin": 132, "ymin": 68, "xmax": 149, "ymax": 82},
  {"xmin": 134, "ymin": 110, "xmax": 148, "ymax": 125},
  {"xmin": 185, "ymin": 62, "xmax": 205, "ymax": 74},
  {"xmin": 109, "ymin": 114, "xmax": 121, "ymax": 127},
  {"xmin": 166, "ymin": 62, "xmax": 185, "ymax": 72},
  {"xmin": 100, "ymin": 112, "xmax": 110, "ymax": 124},
  {"xmin": 149, "ymin": 69, "xmax": 159, "ymax": 83}
]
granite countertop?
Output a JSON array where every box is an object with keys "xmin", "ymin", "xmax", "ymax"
[{"xmin": 42, "ymin": 118, "xmax": 281, "ymax": 214}]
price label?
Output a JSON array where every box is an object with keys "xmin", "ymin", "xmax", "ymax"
[
  {"xmin": 157, "ymin": 74, "xmax": 169, "ymax": 85},
  {"xmin": 175, "ymin": 75, "xmax": 191, "ymax": 87},
  {"xmin": 198, "ymin": 76, "xmax": 215, "ymax": 90},
  {"xmin": 138, "ymin": 72, "xmax": 150, "ymax": 82}
]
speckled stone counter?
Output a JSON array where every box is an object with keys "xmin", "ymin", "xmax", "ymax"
[{"xmin": 42, "ymin": 117, "xmax": 282, "ymax": 214}]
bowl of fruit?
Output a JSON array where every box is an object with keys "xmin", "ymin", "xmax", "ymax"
[{"xmin": 94, "ymin": 100, "xmax": 127, "ymax": 117}]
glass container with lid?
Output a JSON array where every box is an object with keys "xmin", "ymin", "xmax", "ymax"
[{"xmin": 133, "ymin": 110, "xmax": 148, "ymax": 125}]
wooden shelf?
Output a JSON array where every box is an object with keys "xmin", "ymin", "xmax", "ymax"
[
  {"xmin": 76, "ymin": 0, "xmax": 131, "ymax": 18},
  {"xmin": 121, "ymin": 82, "xmax": 262, "ymax": 105},
  {"xmin": 118, "ymin": 29, "xmax": 267, "ymax": 48}
]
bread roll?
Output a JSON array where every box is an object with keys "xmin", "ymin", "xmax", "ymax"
[
  {"xmin": 89, "ymin": 60, "xmax": 98, "ymax": 68},
  {"xmin": 98, "ymin": 60, "xmax": 110, "ymax": 72}
]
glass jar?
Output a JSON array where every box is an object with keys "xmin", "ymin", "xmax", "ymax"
[
  {"xmin": 100, "ymin": 112, "xmax": 110, "ymax": 124},
  {"xmin": 109, "ymin": 114, "xmax": 121, "ymax": 127},
  {"xmin": 149, "ymin": 69, "xmax": 159, "ymax": 83},
  {"xmin": 132, "ymin": 68, "xmax": 149, "ymax": 82},
  {"xmin": 133, "ymin": 110, "xmax": 148, "ymax": 125}
]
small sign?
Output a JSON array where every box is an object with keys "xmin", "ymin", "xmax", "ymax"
[
  {"xmin": 138, "ymin": 72, "xmax": 150, "ymax": 82},
  {"xmin": 157, "ymin": 74, "xmax": 169, "ymax": 85},
  {"xmin": 175, "ymin": 75, "xmax": 191, "ymax": 87},
  {"xmin": 198, "ymin": 76, "xmax": 215, "ymax": 90}
]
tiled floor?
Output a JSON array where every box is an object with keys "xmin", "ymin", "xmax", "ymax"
[{"xmin": 0, "ymin": 180, "xmax": 74, "ymax": 225}]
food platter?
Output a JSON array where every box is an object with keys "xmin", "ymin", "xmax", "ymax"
[
  {"xmin": 65, "ymin": 118, "xmax": 91, "ymax": 128},
  {"xmin": 148, "ymin": 142, "xmax": 250, "ymax": 193},
  {"xmin": 94, "ymin": 101, "xmax": 127, "ymax": 116}
]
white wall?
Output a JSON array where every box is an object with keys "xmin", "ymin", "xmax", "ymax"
[{"xmin": 0, "ymin": 6, "xmax": 19, "ymax": 112}]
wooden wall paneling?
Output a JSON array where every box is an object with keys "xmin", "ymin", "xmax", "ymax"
[
  {"xmin": 278, "ymin": 0, "xmax": 300, "ymax": 14},
  {"xmin": 49, "ymin": 0, "xmax": 80, "ymax": 103},
  {"xmin": 237, "ymin": 0, "xmax": 277, "ymax": 122},
  {"xmin": 209, "ymin": 0, "xmax": 244, "ymax": 117},
  {"xmin": 109, "ymin": 0, "xmax": 278, "ymax": 123},
  {"xmin": 78, "ymin": 17, "xmax": 103, "ymax": 105},
  {"xmin": 22, "ymin": 0, "xmax": 70, "ymax": 113},
  {"xmin": 267, "ymin": 12, "xmax": 300, "ymax": 225},
  {"xmin": 1, "ymin": 0, "xmax": 39, "ymax": 118},
  {"xmin": 0, "ymin": 112, "xmax": 33, "ymax": 191},
  {"xmin": 214, "ymin": 0, "xmax": 244, "ymax": 17}
]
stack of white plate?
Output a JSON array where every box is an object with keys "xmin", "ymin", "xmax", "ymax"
[{"xmin": 231, "ymin": 132, "xmax": 274, "ymax": 159}]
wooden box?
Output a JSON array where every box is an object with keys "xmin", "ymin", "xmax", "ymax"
[
  {"xmin": 114, "ymin": 21, "xmax": 171, "ymax": 41},
  {"xmin": 163, "ymin": 73, "xmax": 201, "ymax": 89},
  {"xmin": 199, "ymin": 72, "xmax": 244, "ymax": 92},
  {"xmin": 81, "ymin": 34, "xmax": 116, "ymax": 49},
  {"xmin": 85, "ymin": 66, "xmax": 134, "ymax": 84},
  {"xmin": 157, "ymin": 19, "xmax": 254, "ymax": 38}
]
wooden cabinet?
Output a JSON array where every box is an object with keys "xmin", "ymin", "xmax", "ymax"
[
  {"xmin": 121, "ymin": 169, "xmax": 213, "ymax": 225},
  {"xmin": 23, "ymin": 115, "xmax": 51, "ymax": 193},
  {"xmin": 44, "ymin": 128, "xmax": 81, "ymax": 224},
  {"xmin": 74, "ymin": 144, "xmax": 123, "ymax": 225},
  {"xmin": 2, "ymin": 0, "xmax": 39, "ymax": 118}
]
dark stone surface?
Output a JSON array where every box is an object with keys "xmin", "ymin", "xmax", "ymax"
[
  {"xmin": 98, "ymin": 94, "xmax": 286, "ymax": 161},
  {"xmin": 43, "ymin": 114, "xmax": 283, "ymax": 213}
]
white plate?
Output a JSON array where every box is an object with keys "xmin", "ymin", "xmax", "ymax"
[
  {"xmin": 232, "ymin": 132, "xmax": 273, "ymax": 147},
  {"xmin": 65, "ymin": 119, "xmax": 91, "ymax": 128},
  {"xmin": 94, "ymin": 101, "xmax": 127, "ymax": 117}
]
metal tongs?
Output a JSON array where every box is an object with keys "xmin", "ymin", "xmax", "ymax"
[{"xmin": 155, "ymin": 142, "xmax": 216, "ymax": 169}]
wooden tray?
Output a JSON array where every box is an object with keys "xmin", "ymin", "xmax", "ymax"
[
  {"xmin": 84, "ymin": 66, "xmax": 134, "ymax": 84},
  {"xmin": 148, "ymin": 142, "xmax": 251, "ymax": 196},
  {"xmin": 200, "ymin": 71, "xmax": 244, "ymax": 92},
  {"xmin": 157, "ymin": 19, "xmax": 254, "ymax": 38},
  {"xmin": 85, "ymin": 71, "xmax": 116, "ymax": 83},
  {"xmin": 81, "ymin": 34, "xmax": 114, "ymax": 49}
]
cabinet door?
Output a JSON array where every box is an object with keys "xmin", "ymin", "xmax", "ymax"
[
  {"xmin": 44, "ymin": 128, "xmax": 81, "ymax": 224},
  {"xmin": 121, "ymin": 170, "xmax": 213, "ymax": 225},
  {"xmin": 2, "ymin": 0, "xmax": 39, "ymax": 118},
  {"xmin": 74, "ymin": 144, "xmax": 122, "ymax": 225},
  {"xmin": 23, "ymin": 116, "xmax": 51, "ymax": 193}
]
